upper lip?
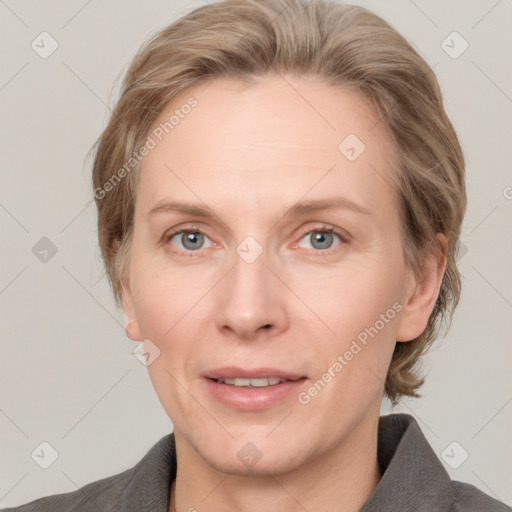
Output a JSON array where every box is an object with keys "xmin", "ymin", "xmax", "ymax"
[{"xmin": 203, "ymin": 367, "xmax": 305, "ymax": 381}]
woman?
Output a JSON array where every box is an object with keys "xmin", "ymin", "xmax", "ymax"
[{"xmin": 4, "ymin": 0, "xmax": 510, "ymax": 510}]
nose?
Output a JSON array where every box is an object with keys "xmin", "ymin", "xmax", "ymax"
[{"xmin": 214, "ymin": 247, "xmax": 289, "ymax": 341}]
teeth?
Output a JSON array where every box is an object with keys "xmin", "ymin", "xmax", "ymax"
[{"xmin": 216, "ymin": 377, "xmax": 287, "ymax": 387}]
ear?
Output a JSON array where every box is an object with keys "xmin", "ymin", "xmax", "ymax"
[
  {"xmin": 121, "ymin": 277, "xmax": 143, "ymax": 342},
  {"xmin": 396, "ymin": 234, "xmax": 448, "ymax": 342},
  {"xmin": 111, "ymin": 238, "xmax": 143, "ymax": 342}
]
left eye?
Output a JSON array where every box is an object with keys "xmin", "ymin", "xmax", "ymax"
[{"xmin": 297, "ymin": 229, "xmax": 343, "ymax": 251}]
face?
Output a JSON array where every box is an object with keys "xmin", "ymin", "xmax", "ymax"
[{"xmin": 121, "ymin": 73, "xmax": 443, "ymax": 476}]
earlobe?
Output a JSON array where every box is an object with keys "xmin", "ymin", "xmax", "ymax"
[
  {"xmin": 112, "ymin": 237, "xmax": 143, "ymax": 342},
  {"xmin": 396, "ymin": 234, "xmax": 448, "ymax": 342},
  {"xmin": 121, "ymin": 278, "xmax": 143, "ymax": 342}
]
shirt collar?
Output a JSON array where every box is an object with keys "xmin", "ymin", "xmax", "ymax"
[{"xmin": 361, "ymin": 413, "xmax": 455, "ymax": 511}]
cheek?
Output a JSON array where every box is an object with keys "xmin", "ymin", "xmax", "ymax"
[
  {"xmin": 130, "ymin": 257, "xmax": 207, "ymax": 339},
  {"xmin": 293, "ymin": 257, "xmax": 403, "ymax": 334},
  {"xmin": 134, "ymin": 268, "xmax": 203, "ymax": 419},
  {"xmin": 293, "ymin": 256, "xmax": 403, "ymax": 396},
  {"xmin": 300, "ymin": 283, "xmax": 400, "ymax": 418},
  {"xmin": 130, "ymin": 262, "xmax": 214, "ymax": 382}
]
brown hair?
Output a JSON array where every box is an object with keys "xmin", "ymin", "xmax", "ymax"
[{"xmin": 90, "ymin": 0, "xmax": 466, "ymax": 405}]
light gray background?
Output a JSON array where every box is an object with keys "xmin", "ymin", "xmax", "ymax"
[{"xmin": 1, "ymin": 0, "xmax": 511, "ymax": 508}]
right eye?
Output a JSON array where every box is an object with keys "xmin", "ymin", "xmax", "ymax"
[{"xmin": 166, "ymin": 228, "xmax": 215, "ymax": 254}]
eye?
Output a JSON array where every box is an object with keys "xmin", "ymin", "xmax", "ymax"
[
  {"xmin": 166, "ymin": 228, "xmax": 214, "ymax": 253},
  {"xmin": 163, "ymin": 225, "xmax": 348, "ymax": 256},
  {"xmin": 296, "ymin": 226, "xmax": 347, "ymax": 252}
]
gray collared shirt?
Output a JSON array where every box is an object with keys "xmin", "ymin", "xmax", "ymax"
[{"xmin": 3, "ymin": 413, "xmax": 510, "ymax": 511}]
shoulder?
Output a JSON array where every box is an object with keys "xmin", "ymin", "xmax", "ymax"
[
  {"xmin": 450, "ymin": 481, "xmax": 512, "ymax": 512},
  {"xmin": 363, "ymin": 413, "xmax": 511, "ymax": 512},
  {"xmin": 0, "ymin": 466, "xmax": 134, "ymax": 512},
  {"xmin": 1, "ymin": 432, "xmax": 176, "ymax": 512}
]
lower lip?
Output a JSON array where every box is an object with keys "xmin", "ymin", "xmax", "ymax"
[{"xmin": 203, "ymin": 378, "xmax": 307, "ymax": 410}]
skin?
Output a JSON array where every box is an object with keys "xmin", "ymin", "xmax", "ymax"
[{"xmin": 120, "ymin": 73, "xmax": 447, "ymax": 512}]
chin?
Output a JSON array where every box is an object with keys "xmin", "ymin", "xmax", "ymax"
[
  {"xmin": 190, "ymin": 429, "xmax": 310, "ymax": 477},
  {"xmin": 206, "ymin": 445, "xmax": 306, "ymax": 477}
]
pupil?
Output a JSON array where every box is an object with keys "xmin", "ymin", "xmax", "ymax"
[
  {"xmin": 312, "ymin": 232, "xmax": 332, "ymax": 250},
  {"xmin": 183, "ymin": 232, "xmax": 202, "ymax": 250}
]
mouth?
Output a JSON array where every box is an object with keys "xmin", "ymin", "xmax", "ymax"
[
  {"xmin": 203, "ymin": 366, "xmax": 305, "ymax": 381},
  {"xmin": 213, "ymin": 377, "xmax": 295, "ymax": 387},
  {"xmin": 202, "ymin": 367, "xmax": 307, "ymax": 410}
]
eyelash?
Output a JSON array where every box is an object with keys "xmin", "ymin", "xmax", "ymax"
[{"xmin": 163, "ymin": 224, "xmax": 349, "ymax": 257}]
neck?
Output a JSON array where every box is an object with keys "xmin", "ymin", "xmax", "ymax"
[{"xmin": 169, "ymin": 410, "xmax": 382, "ymax": 512}]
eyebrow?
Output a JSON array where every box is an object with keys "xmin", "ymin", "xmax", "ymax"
[{"xmin": 147, "ymin": 196, "xmax": 372, "ymax": 219}]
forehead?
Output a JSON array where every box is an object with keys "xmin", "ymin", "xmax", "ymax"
[{"xmin": 137, "ymin": 74, "xmax": 398, "ymax": 220}]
